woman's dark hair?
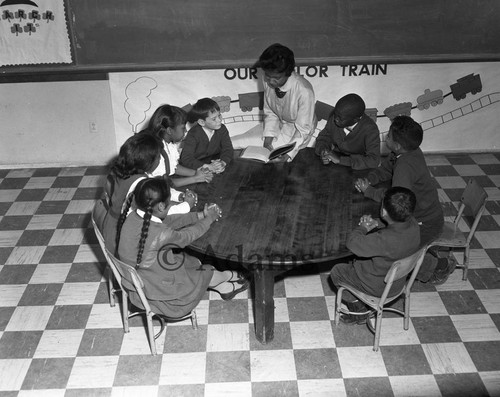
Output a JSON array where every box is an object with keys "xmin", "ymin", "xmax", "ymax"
[
  {"xmin": 111, "ymin": 130, "xmax": 162, "ymax": 179},
  {"xmin": 256, "ymin": 43, "xmax": 295, "ymax": 77},
  {"xmin": 148, "ymin": 105, "xmax": 187, "ymax": 141},
  {"xmin": 382, "ymin": 186, "xmax": 416, "ymax": 222}
]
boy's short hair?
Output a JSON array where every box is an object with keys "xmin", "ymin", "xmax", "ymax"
[
  {"xmin": 382, "ymin": 186, "xmax": 416, "ymax": 222},
  {"xmin": 335, "ymin": 93, "xmax": 366, "ymax": 119},
  {"xmin": 187, "ymin": 98, "xmax": 220, "ymax": 124},
  {"xmin": 390, "ymin": 115, "xmax": 423, "ymax": 151},
  {"xmin": 256, "ymin": 43, "xmax": 295, "ymax": 77}
]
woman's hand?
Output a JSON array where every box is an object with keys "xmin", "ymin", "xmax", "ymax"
[
  {"xmin": 263, "ymin": 137, "xmax": 274, "ymax": 151},
  {"xmin": 270, "ymin": 154, "xmax": 290, "ymax": 163}
]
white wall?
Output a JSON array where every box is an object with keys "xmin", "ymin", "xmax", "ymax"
[
  {"xmin": 0, "ymin": 79, "xmax": 117, "ymax": 169},
  {"xmin": 1, "ymin": 61, "xmax": 499, "ymax": 169}
]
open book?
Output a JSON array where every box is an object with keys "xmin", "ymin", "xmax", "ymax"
[{"xmin": 239, "ymin": 142, "xmax": 296, "ymax": 163}]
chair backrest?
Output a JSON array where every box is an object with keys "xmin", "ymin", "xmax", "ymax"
[
  {"xmin": 455, "ymin": 179, "xmax": 488, "ymax": 242},
  {"xmin": 381, "ymin": 245, "xmax": 428, "ymax": 302},
  {"xmin": 462, "ymin": 178, "xmax": 488, "ymax": 217},
  {"xmin": 91, "ymin": 215, "xmax": 124, "ymax": 287},
  {"xmin": 105, "ymin": 249, "xmax": 150, "ymax": 311}
]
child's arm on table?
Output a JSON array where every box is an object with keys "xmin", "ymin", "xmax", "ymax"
[
  {"xmin": 170, "ymin": 166, "xmax": 213, "ymax": 186},
  {"xmin": 346, "ymin": 224, "xmax": 388, "ymax": 258},
  {"xmin": 159, "ymin": 204, "xmax": 222, "ymax": 248}
]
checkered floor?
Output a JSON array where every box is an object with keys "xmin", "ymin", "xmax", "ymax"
[{"xmin": 0, "ymin": 153, "xmax": 499, "ymax": 397}]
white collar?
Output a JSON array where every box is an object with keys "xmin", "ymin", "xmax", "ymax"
[
  {"xmin": 344, "ymin": 122, "xmax": 358, "ymax": 135},
  {"xmin": 136, "ymin": 209, "xmax": 162, "ymax": 223},
  {"xmin": 202, "ymin": 126, "xmax": 215, "ymax": 139}
]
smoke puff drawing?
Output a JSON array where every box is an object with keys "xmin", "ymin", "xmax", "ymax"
[{"xmin": 124, "ymin": 77, "xmax": 158, "ymax": 133}]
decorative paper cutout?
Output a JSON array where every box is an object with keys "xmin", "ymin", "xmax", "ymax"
[{"xmin": 0, "ymin": 0, "xmax": 71, "ymax": 66}]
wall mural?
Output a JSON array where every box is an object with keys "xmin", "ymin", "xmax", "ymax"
[
  {"xmin": 0, "ymin": 0, "xmax": 71, "ymax": 66},
  {"xmin": 109, "ymin": 62, "xmax": 500, "ymax": 154}
]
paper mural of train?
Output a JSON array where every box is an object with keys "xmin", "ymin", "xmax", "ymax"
[
  {"xmin": 206, "ymin": 73, "xmax": 483, "ymax": 122},
  {"xmin": 376, "ymin": 73, "xmax": 482, "ymax": 120}
]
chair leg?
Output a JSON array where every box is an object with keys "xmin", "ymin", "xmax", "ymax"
[
  {"xmin": 463, "ymin": 246, "xmax": 470, "ymax": 281},
  {"xmin": 106, "ymin": 267, "xmax": 116, "ymax": 307},
  {"xmin": 373, "ymin": 310, "xmax": 383, "ymax": 352},
  {"xmin": 334, "ymin": 287, "xmax": 344, "ymax": 325},
  {"xmin": 146, "ymin": 313, "xmax": 157, "ymax": 355},
  {"xmin": 403, "ymin": 294, "xmax": 410, "ymax": 330},
  {"xmin": 191, "ymin": 310, "xmax": 198, "ymax": 329},
  {"xmin": 122, "ymin": 291, "xmax": 129, "ymax": 333}
]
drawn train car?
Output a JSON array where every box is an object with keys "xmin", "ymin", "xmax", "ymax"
[
  {"xmin": 383, "ymin": 102, "xmax": 412, "ymax": 120},
  {"xmin": 417, "ymin": 89, "xmax": 444, "ymax": 110},
  {"xmin": 213, "ymin": 96, "xmax": 231, "ymax": 113},
  {"xmin": 450, "ymin": 73, "xmax": 482, "ymax": 101},
  {"xmin": 239, "ymin": 91, "xmax": 264, "ymax": 112}
]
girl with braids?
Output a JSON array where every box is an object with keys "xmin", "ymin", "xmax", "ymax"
[
  {"xmin": 100, "ymin": 131, "xmax": 162, "ymax": 255},
  {"xmin": 148, "ymin": 104, "xmax": 214, "ymax": 214},
  {"xmin": 116, "ymin": 178, "xmax": 249, "ymax": 318}
]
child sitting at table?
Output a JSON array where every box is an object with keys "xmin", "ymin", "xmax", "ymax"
[
  {"xmin": 179, "ymin": 98, "xmax": 234, "ymax": 173},
  {"xmin": 115, "ymin": 178, "xmax": 249, "ymax": 318},
  {"xmin": 148, "ymin": 104, "xmax": 213, "ymax": 214},
  {"xmin": 354, "ymin": 115, "xmax": 453, "ymax": 285},
  {"xmin": 98, "ymin": 131, "xmax": 162, "ymax": 256},
  {"xmin": 330, "ymin": 186, "xmax": 420, "ymax": 324},
  {"xmin": 314, "ymin": 93, "xmax": 380, "ymax": 170}
]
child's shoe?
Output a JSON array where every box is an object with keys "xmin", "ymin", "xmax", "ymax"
[
  {"xmin": 340, "ymin": 300, "xmax": 372, "ymax": 325},
  {"xmin": 339, "ymin": 313, "xmax": 361, "ymax": 325},
  {"xmin": 219, "ymin": 280, "xmax": 250, "ymax": 301},
  {"xmin": 429, "ymin": 257, "xmax": 457, "ymax": 285},
  {"xmin": 228, "ymin": 270, "xmax": 250, "ymax": 285}
]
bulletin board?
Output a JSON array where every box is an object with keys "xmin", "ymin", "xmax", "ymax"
[{"xmin": 1, "ymin": 0, "xmax": 500, "ymax": 76}]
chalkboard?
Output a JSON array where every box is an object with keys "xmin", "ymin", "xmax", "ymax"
[{"xmin": 3, "ymin": 0, "xmax": 500, "ymax": 75}]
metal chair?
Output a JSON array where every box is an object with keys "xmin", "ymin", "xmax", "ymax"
[
  {"xmin": 91, "ymin": 208, "xmax": 121, "ymax": 308},
  {"xmin": 429, "ymin": 178, "xmax": 488, "ymax": 281},
  {"xmin": 105, "ymin": 249, "xmax": 198, "ymax": 355},
  {"xmin": 335, "ymin": 245, "xmax": 428, "ymax": 351}
]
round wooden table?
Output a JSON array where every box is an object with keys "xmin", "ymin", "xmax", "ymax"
[{"xmin": 189, "ymin": 148, "xmax": 379, "ymax": 343}]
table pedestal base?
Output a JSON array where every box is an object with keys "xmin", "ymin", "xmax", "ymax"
[{"xmin": 253, "ymin": 268, "xmax": 281, "ymax": 344}]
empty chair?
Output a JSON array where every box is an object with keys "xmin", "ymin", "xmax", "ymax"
[
  {"xmin": 106, "ymin": 249, "xmax": 198, "ymax": 355},
  {"xmin": 429, "ymin": 178, "xmax": 488, "ymax": 280},
  {"xmin": 335, "ymin": 245, "xmax": 428, "ymax": 351}
]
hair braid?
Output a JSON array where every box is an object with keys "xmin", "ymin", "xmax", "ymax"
[
  {"xmin": 137, "ymin": 204, "xmax": 153, "ymax": 265},
  {"xmin": 115, "ymin": 192, "xmax": 134, "ymax": 257}
]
